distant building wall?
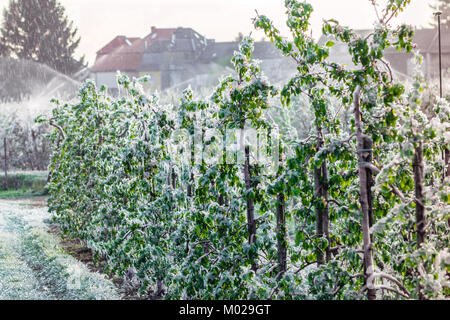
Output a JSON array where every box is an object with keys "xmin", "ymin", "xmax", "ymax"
[
  {"xmin": 139, "ymin": 71, "xmax": 161, "ymax": 92},
  {"xmin": 424, "ymin": 52, "xmax": 450, "ymax": 79},
  {"xmin": 94, "ymin": 72, "xmax": 118, "ymax": 89},
  {"xmin": 94, "ymin": 71, "xmax": 139, "ymax": 92},
  {"xmin": 319, "ymin": 28, "xmax": 450, "ymax": 80},
  {"xmin": 383, "ymin": 52, "xmax": 411, "ymax": 76}
]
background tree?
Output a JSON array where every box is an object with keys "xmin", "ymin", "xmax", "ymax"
[
  {"xmin": 235, "ymin": 32, "xmax": 244, "ymax": 42},
  {"xmin": 430, "ymin": 0, "xmax": 450, "ymax": 28},
  {"xmin": 0, "ymin": 0, "xmax": 84, "ymax": 75}
]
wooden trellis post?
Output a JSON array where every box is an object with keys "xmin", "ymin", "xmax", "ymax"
[{"xmin": 3, "ymin": 137, "xmax": 8, "ymax": 190}]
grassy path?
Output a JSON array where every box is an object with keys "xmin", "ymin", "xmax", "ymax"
[{"xmin": 0, "ymin": 198, "xmax": 121, "ymax": 300}]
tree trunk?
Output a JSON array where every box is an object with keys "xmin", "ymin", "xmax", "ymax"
[
  {"xmin": 219, "ymin": 194, "xmax": 225, "ymax": 206},
  {"xmin": 321, "ymin": 159, "xmax": 331, "ymax": 262},
  {"xmin": 414, "ymin": 141, "xmax": 427, "ymax": 300},
  {"xmin": 354, "ymin": 87, "xmax": 376, "ymax": 300},
  {"xmin": 218, "ymin": 129, "xmax": 227, "ymax": 206},
  {"xmin": 413, "ymin": 141, "xmax": 426, "ymax": 247},
  {"xmin": 445, "ymin": 148, "xmax": 450, "ymax": 178},
  {"xmin": 276, "ymin": 192, "xmax": 286, "ymax": 275},
  {"xmin": 241, "ymin": 124, "xmax": 257, "ymax": 271},
  {"xmin": 314, "ymin": 126, "xmax": 329, "ymax": 265},
  {"xmin": 187, "ymin": 133, "xmax": 195, "ymax": 197},
  {"xmin": 171, "ymin": 167, "xmax": 176, "ymax": 189},
  {"xmin": 446, "ymin": 148, "xmax": 450, "ymax": 228},
  {"xmin": 244, "ymin": 144, "xmax": 257, "ymax": 272},
  {"xmin": 314, "ymin": 165, "xmax": 325, "ymax": 265},
  {"xmin": 364, "ymin": 135, "xmax": 374, "ymax": 240},
  {"xmin": 41, "ymin": 139, "xmax": 47, "ymax": 170},
  {"xmin": 3, "ymin": 137, "xmax": 8, "ymax": 190},
  {"xmin": 156, "ymin": 280, "xmax": 164, "ymax": 296},
  {"xmin": 31, "ymin": 129, "xmax": 39, "ymax": 169},
  {"xmin": 187, "ymin": 173, "xmax": 193, "ymax": 197},
  {"xmin": 276, "ymin": 149, "xmax": 287, "ymax": 275}
]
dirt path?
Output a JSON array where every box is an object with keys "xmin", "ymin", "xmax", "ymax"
[{"xmin": 0, "ymin": 198, "xmax": 121, "ymax": 300}]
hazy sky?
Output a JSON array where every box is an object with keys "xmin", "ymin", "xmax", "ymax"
[{"xmin": 0, "ymin": 0, "xmax": 437, "ymax": 66}]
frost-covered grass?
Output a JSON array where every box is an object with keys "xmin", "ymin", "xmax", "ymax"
[
  {"xmin": 0, "ymin": 199, "xmax": 121, "ymax": 300},
  {"xmin": 0, "ymin": 171, "xmax": 47, "ymax": 190},
  {"xmin": 0, "ymin": 172, "xmax": 48, "ymax": 198}
]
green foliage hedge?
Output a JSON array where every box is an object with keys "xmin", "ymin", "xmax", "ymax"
[{"xmin": 0, "ymin": 172, "xmax": 47, "ymax": 192}]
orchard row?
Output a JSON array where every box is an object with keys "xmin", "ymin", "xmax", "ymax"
[{"xmin": 42, "ymin": 1, "xmax": 449, "ymax": 299}]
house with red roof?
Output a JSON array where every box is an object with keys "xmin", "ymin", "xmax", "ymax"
[
  {"xmin": 91, "ymin": 26, "xmax": 215, "ymax": 93},
  {"xmin": 90, "ymin": 26, "xmax": 290, "ymax": 93}
]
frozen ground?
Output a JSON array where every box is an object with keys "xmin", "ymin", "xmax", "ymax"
[{"xmin": 0, "ymin": 198, "xmax": 121, "ymax": 300}]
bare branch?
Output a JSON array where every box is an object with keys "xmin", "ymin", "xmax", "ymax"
[
  {"xmin": 372, "ymin": 272, "xmax": 410, "ymax": 296},
  {"xmin": 195, "ymin": 249, "xmax": 217, "ymax": 264},
  {"xmin": 391, "ymin": 185, "xmax": 406, "ymax": 203},
  {"xmin": 361, "ymin": 163, "xmax": 406, "ymax": 203},
  {"xmin": 327, "ymin": 199, "xmax": 342, "ymax": 207},
  {"xmin": 49, "ymin": 118, "xmax": 66, "ymax": 140},
  {"xmin": 363, "ymin": 163, "xmax": 381, "ymax": 175},
  {"xmin": 294, "ymin": 261, "xmax": 316, "ymax": 274},
  {"xmin": 378, "ymin": 58, "xmax": 393, "ymax": 82},
  {"xmin": 373, "ymin": 285, "xmax": 410, "ymax": 299},
  {"xmin": 370, "ymin": 0, "xmax": 381, "ymax": 23}
]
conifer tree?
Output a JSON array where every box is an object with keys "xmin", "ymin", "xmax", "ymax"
[{"xmin": 0, "ymin": 0, "xmax": 83, "ymax": 75}]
